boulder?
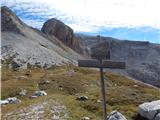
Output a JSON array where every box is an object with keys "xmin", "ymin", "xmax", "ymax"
[
  {"xmin": 6, "ymin": 97, "xmax": 21, "ymax": 104},
  {"xmin": 139, "ymin": 100, "xmax": 160, "ymax": 120},
  {"xmin": 76, "ymin": 96, "xmax": 88, "ymax": 101},
  {"xmin": 0, "ymin": 100, "xmax": 9, "ymax": 105},
  {"xmin": 33, "ymin": 90, "xmax": 47, "ymax": 96},
  {"xmin": 107, "ymin": 111, "xmax": 127, "ymax": 120},
  {"xmin": 81, "ymin": 116, "xmax": 90, "ymax": 120}
]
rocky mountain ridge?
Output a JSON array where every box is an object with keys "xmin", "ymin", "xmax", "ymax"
[
  {"xmin": 75, "ymin": 34, "xmax": 160, "ymax": 87},
  {"xmin": 1, "ymin": 6, "xmax": 83, "ymax": 69}
]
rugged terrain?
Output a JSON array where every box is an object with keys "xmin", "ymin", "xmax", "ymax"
[
  {"xmin": 1, "ymin": 6, "xmax": 83, "ymax": 69},
  {"xmin": 1, "ymin": 6, "xmax": 160, "ymax": 120},
  {"xmin": 75, "ymin": 34, "xmax": 160, "ymax": 87},
  {"xmin": 1, "ymin": 66, "xmax": 160, "ymax": 120}
]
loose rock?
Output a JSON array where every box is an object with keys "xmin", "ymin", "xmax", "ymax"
[
  {"xmin": 0, "ymin": 100, "xmax": 9, "ymax": 105},
  {"xmin": 107, "ymin": 111, "xmax": 127, "ymax": 120},
  {"xmin": 81, "ymin": 116, "xmax": 90, "ymax": 120},
  {"xmin": 76, "ymin": 96, "xmax": 88, "ymax": 101},
  {"xmin": 33, "ymin": 90, "xmax": 47, "ymax": 96},
  {"xmin": 7, "ymin": 97, "xmax": 21, "ymax": 104},
  {"xmin": 139, "ymin": 100, "xmax": 160, "ymax": 120}
]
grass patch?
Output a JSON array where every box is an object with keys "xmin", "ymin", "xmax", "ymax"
[{"xmin": 1, "ymin": 65, "xmax": 160, "ymax": 120}]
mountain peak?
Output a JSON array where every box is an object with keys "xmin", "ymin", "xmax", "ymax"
[{"xmin": 1, "ymin": 6, "xmax": 24, "ymax": 33}]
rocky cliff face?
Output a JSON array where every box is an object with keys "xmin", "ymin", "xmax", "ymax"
[
  {"xmin": 41, "ymin": 18, "xmax": 74, "ymax": 48},
  {"xmin": 1, "ymin": 6, "xmax": 25, "ymax": 34},
  {"xmin": 75, "ymin": 34, "xmax": 160, "ymax": 87},
  {"xmin": 41, "ymin": 18, "xmax": 88, "ymax": 56},
  {"xmin": 1, "ymin": 6, "xmax": 83, "ymax": 69}
]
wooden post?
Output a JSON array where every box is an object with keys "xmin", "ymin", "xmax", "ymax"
[
  {"xmin": 78, "ymin": 35, "xmax": 126, "ymax": 120},
  {"xmin": 99, "ymin": 59, "xmax": 107, "ymax": 119}
]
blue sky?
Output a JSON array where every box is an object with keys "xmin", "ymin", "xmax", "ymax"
[{"xmin": 1, "ymin": 0, "xmax": 160, "ymax": 43}]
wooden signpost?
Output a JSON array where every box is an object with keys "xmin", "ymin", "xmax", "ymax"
[{"xmin": 78, "ymin": 35, "xmax": 126, "ymax": 120}]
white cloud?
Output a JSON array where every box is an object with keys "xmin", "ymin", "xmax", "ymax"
[{"xmin": 1, "ymin": 0, "xmax": 160, "ymax": 32}]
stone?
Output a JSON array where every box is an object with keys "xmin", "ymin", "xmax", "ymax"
[
  {"xmin": 76, "ymin": 96, "xmax": 88, "ymax": 101},
  {"xmin": 154, "ymin": 113, "xmax": 160, "ymax": 120},
  {"xmin": 6, "ymin": 97, "xmax": 21, "ymax": 104},
  {"xmin": 81, "ymin": 116, "xmax": 90, "ymax": 120},
  {"xmin": 139, "ymin": 100, "xmax": 160, "ymax": 120},
  {"xmin": 33, "ymin": 90, "xmax": 47, "ymax": 96},
  {"xmin": 19, "ymin": 88, "xmax": 27, "ymax": 96},
  {"xmin": 0, "ymin": 100, "xmax": 9, "ymax": 105},
  {"xmin": 107, "ymin": 111, "xmax": 127, "ymax": 120},
  {"xmin": 133, "ymin": 85, "xmax": 138, "ymax": 88},
  {"xmin": 97, "ymin": 100, "xmax": 101, "ymax": 103}
]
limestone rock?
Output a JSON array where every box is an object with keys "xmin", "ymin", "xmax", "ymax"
[
  {"xmin": 33, "ymin": 90, "xmax": 47, "ymax": 96},
  {"xmin": 1, "ymin": 6, "xmax": 24, "ymax": 34},
  {"xmin": 41, "ymin": 18, "xmax": 74, "ymax": 48},
  {"xmin": 41, "ymin": 18, "xmax": 86, "ymax": 55},
  {"xmin": 6, "ymin": 97, "xmax": 21, "ymax": 104},
  {"xmin": 76, "ymin": 96, "xmax": 88, "ymax": 101},
  {"xmin": 0, "ymin": 100, "xmax": 9, "ymax": 105},
  {"xmin": 107, "ymin": 111, "xmax": 127, "ymax": 120},
  {"xmin": 139, "ymin": 100, "xmax": 160, "ymax": 120},
  {"xmin": 81, "ymin": 116, "xmax": 90, "ymax": 120}
]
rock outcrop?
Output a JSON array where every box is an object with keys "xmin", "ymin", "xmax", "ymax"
[
  {"xmin": 139, "ymin": 100, "xmax": 160, "ymax": 120},
  {"xmin": 41, "ymin": 18, "xmax": 74, "ymax": 48},
  {"xmin": 1, "ymin": 6, "xmax": 24, "ymax": 34},
  {"xmin": 41, "ymin": 18, "xmax": 89, "ymax": 56}
]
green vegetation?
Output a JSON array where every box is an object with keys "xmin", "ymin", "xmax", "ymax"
[{"xmin": 1, "ymin": 65, "xmax": 160, "ymax": 120}]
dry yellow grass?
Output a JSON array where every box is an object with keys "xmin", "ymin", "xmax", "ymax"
[{"xmin": 1, "ymin": 65, "xmax": 160, "ymax": 120}]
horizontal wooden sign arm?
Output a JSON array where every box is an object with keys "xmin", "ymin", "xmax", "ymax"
[
  {"xmin": 78, "ymin": 60, "xmax": 125, "ymax": 69},
  {"xmin": 102, "ymin": 60, "xmax": 125, "ymax": 69},
  {"xmin": 78, "ymin": 59, "xmax": 101, "ymax": 68}
]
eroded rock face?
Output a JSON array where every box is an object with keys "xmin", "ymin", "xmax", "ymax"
[
  {"xmin": 1, "ymin": 6, "xmax": 24, "ymax": 34},
  {"xmin": 41, "ymin": 18, "xmax": 74, "ymax": 48},
  {"xmin": 41, "ymin": 18, "xmax": 88, "ymax": 55},
  {"xmin": 139, "ymin": 100, "xmax": 160, "ymax": 120}
]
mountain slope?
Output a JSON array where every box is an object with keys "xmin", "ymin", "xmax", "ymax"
[
  {"xmin": 75, "ymin": 34, "xmax": 160, "ymax": 87},
  {"xmin": 1, "ymin": 6, "xmax": 83, "ymax": 69}
]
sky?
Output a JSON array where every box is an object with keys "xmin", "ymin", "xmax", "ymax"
[{"xmin": 1, "ymin": 0, "xmax": 160, "ymax": 43}]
